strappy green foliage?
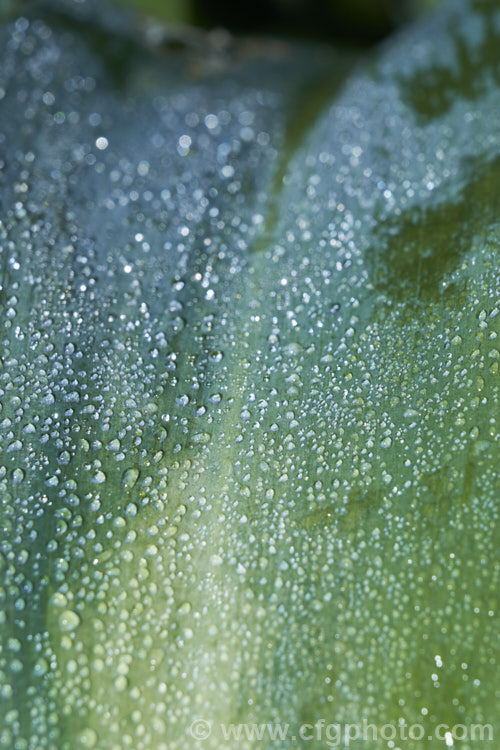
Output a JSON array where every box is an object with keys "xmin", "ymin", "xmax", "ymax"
[{"xmin": 0, "ymin": 1, "xmax": 498, "ymax": 748}]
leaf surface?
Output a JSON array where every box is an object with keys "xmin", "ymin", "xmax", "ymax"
[{"xmin": 0, "ymin": 1, "xmax": 498, "ymax": 748}]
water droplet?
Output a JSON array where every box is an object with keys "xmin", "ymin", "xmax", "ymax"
[
  {"xmin": 11, "ymin": 468, "xmax": 25, "ymax": 484},
  {"xmin": 209, "ymin": 350, "xmax": 224, "ymax": 363},
  {"xmin": 91, "ymin": 469, "xmax": 106, "ymax": 484},
  {"xmin": 122, "ymin": 467, "xmax": 140, "ymax": 489},
  {"xmin": 191, "ymin": 432, "xmax": 211, "ymax": 445},
  {"xmin": 78, "ymin": 728, "xmax": 98, "ymax": 748},
  {"xmin": 59, "ymin": 610, "xmax": 80, "ymax": 632}
]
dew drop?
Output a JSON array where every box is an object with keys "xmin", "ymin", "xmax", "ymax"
[
  {"xmin": 59, "ymin": 610, "xmax": 80, "ymax": 632},
  {"xmin": 122, "ymin": 467, "xmax": 140, "ymax": 489}
]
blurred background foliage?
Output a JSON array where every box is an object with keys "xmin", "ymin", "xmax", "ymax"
[
  {"xmin": 99, "ymin": 0, "xmax": 443, "ymax": 45},
  {"xmin": 0, "ymin": 0, "xmax": 444, "ymax": 46}
]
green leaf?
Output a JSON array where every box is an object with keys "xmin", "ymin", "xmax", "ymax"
[{"xmin": 0, "ymin": 1, "xmax": 498, "ymax": 749}]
